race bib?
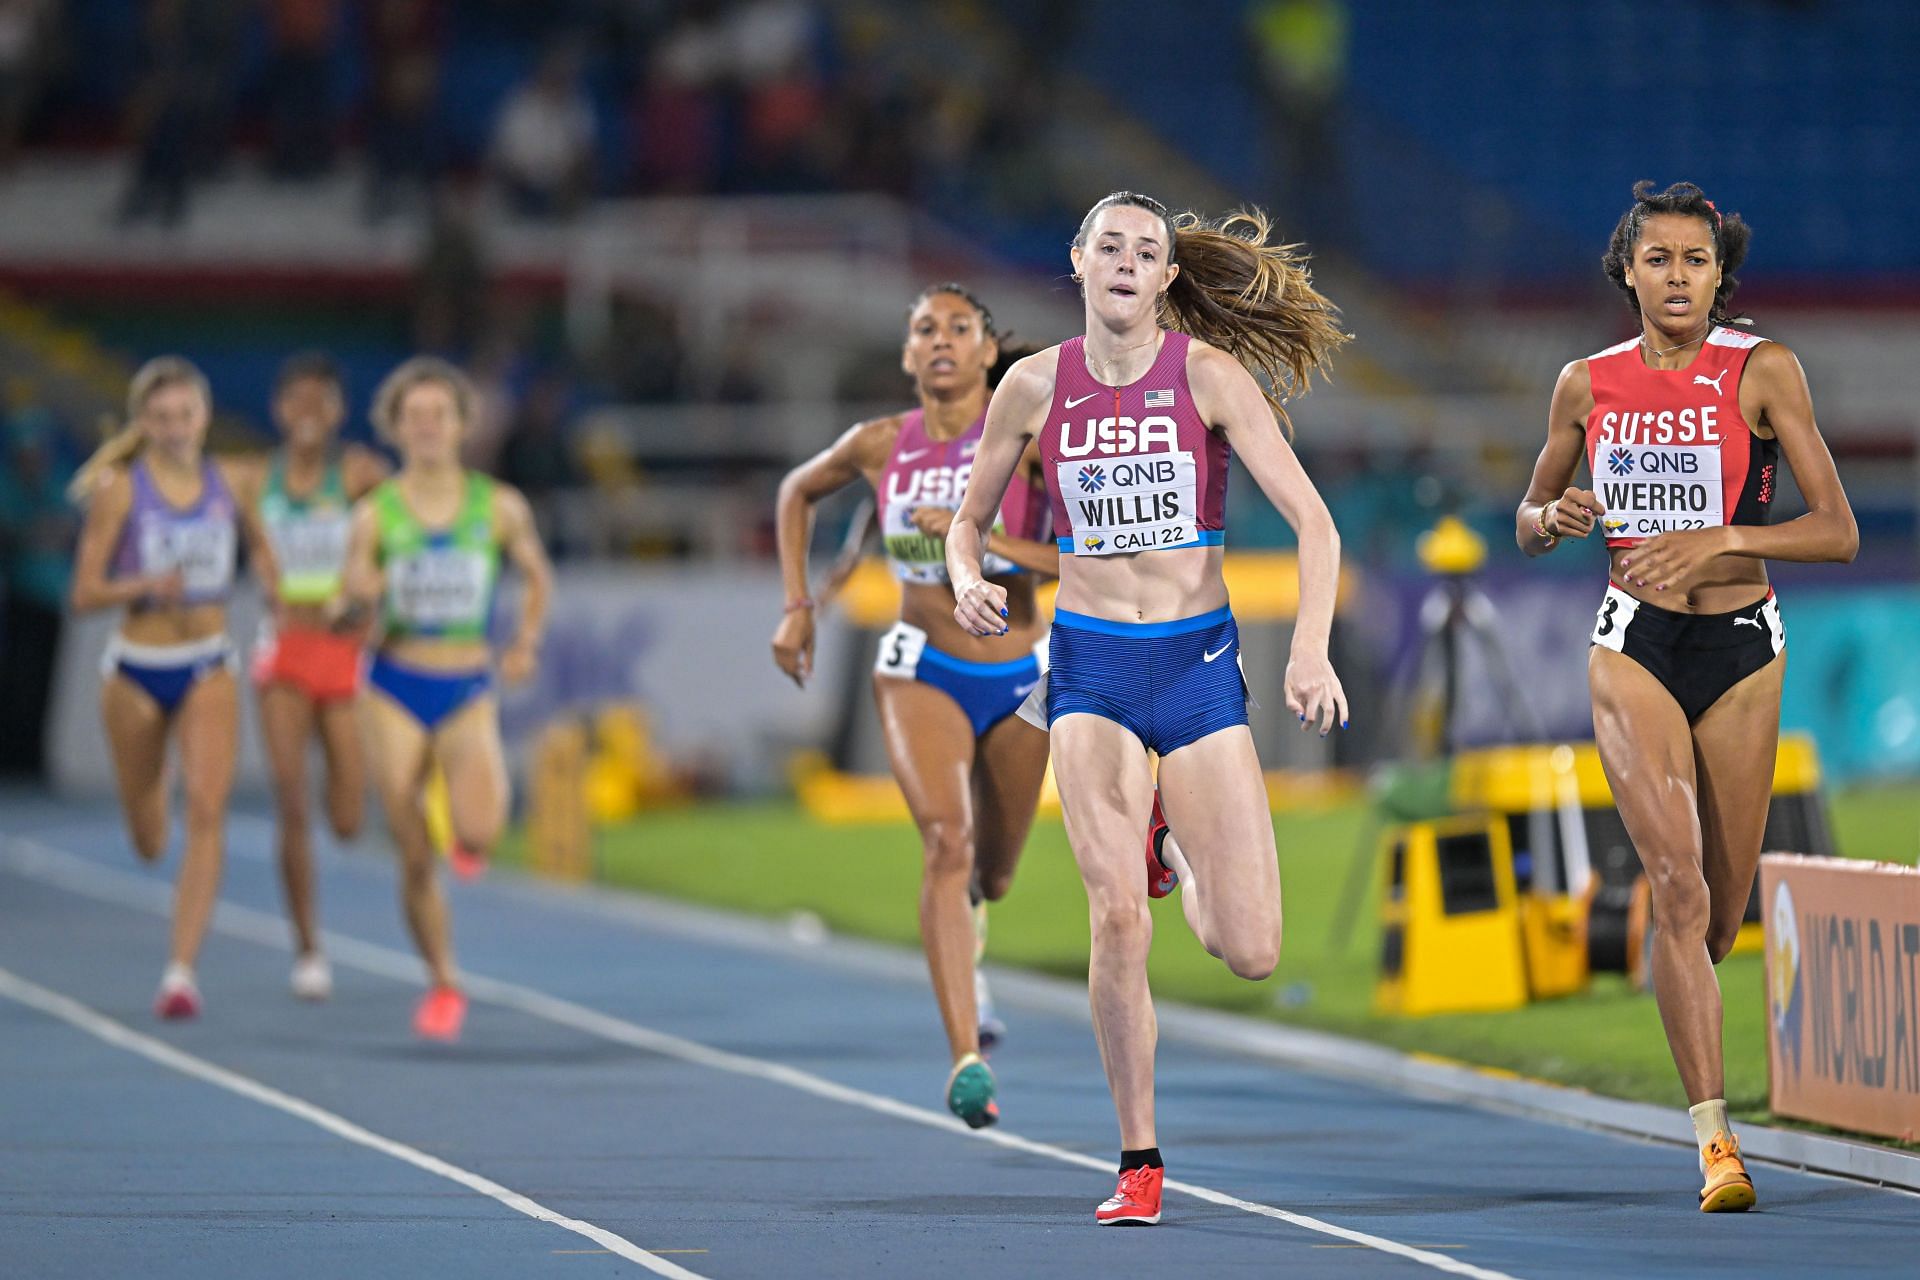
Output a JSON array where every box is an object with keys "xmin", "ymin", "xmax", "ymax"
[
  {"xmin": 269, "ymin": 511, "xmax": 351, "ymax": 581},
  {"xmin": 1594, "ymin": 444, "xmax": 1723, "ymax": 540},
  {"xmin": 387, "ymin": 548, "xmax": 491, "ymax": 628},
  {"xmin": 873, "ymin": 619, "xmax": 927, "ymax": 678},
  {"xmin": 138, "ymin": 516, "xmax": 236, "ymax": 595},
  {"xmin": 881, "ymin": 501, "xmax": 1014, "ymax": 583},
  {"xmin": 1056, "ymin": 450, "xmax": 1198, "ymax": 555}
]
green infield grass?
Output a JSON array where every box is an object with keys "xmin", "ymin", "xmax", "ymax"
[{"xmin": 501, "ymin": 782, "xmax": 1920, "ymax": 1118}]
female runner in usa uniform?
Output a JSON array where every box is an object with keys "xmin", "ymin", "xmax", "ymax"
[
  {"xmin": 948, "ymin": 193, "xmax": 1349, "ymax": 1224},
  {"xmin": 772, "ymin": 284, "xmax": 1063, "ymax": 1128},
  {"xmin": 69, "ymin": 357, "xmax": 278, "ymax": 1019},
  {"xmin": 1516, "ymin": 182, "xmax": 1856, "ymax": 1212}
]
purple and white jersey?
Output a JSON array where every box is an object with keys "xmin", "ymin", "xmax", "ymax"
[{"xmin": 111, "ymin": 458, "xmax": 238, "ymax": 604}]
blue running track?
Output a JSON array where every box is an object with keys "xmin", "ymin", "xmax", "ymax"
[{"xmin": 2, "ymin": 794, "xmax": 1915, "ymax": 1279}]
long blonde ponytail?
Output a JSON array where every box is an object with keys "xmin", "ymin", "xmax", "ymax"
[{"xmin": 66, "ymin": 356, "xmax": 213, "ymax": 504}]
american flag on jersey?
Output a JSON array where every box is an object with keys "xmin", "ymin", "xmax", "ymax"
[{"xmin": 1144, "ymin": 389, "xmax": 1175, "ymax": 409}]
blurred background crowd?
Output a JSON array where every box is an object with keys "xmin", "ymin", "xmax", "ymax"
[{"xmin": 2, "ymin": 0, "xmax": 1916, "ymax": 792}]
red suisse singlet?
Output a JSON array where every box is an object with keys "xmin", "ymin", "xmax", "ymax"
[
  {"xmin": 1037, "ymin": 331, "xmax": 1229, "ymax": 556},
  {"xmin": 1584, "ymin": 325, "xmax": 1779, "ymax": 549}
]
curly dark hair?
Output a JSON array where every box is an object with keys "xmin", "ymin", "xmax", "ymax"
[
  {"xmin": 275, "ymin": 350, "xmax": 344, "ymax": 394},
  {"xmin": 1601, "ymin": 181, "xmax": 1753, "ymax": 327},
  {"xmin": 906, "ymin": 282, "xmax": 1034, "ymax": 387}
]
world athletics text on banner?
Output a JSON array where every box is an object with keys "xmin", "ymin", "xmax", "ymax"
[{"xmin": 1763, "ymin": 854, "xmax": 1920, "ymax": 1143}]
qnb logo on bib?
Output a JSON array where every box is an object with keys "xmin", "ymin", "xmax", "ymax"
[
  {"xmin": 1056, "ymin": 450, "xmax": 1200, "ymax": 556},
  {"xmin": 1057, "ymin": 415, "xmax": 1180, "ymax": 459},
  {"xmin": 1596, "ymin": 445, "xmax": 1724, "ymax": 537},
  {"xmin": 390, "ymin": 549, "xmax": 490, "ymax": 626}
]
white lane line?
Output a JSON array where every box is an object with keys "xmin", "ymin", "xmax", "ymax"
[
  {"xmin": 0, "ymin": 835, "xmax": 1521, "ymax": 1280},
  {"xmin": 0, "ymin": 964, "xmax": 708, "ymax": 1280}
]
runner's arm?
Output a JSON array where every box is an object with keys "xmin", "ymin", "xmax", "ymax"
[
  {"xmin": 497, "ymin": 483, "xmax": 552, "ymax": 657},
  {"xmin": 1719, "ymin": 341, "xmax": 1856, "ymax": 564},
  {"xmin": 949, "ymin": 355, "xmax": 1048, "ymax": 633},
  {"xmin": 221, "ymin": 456, "xmax": 280, "ymax": 598},
  {"xmin": 1517, "ymin": 359, "xmax": 1603, "ymax": 555},
  {"xmin": 771, "ymin": 418, "xmax": 891, "ymax": 687},
  {"xmin": 69, "ymin": 469, "xmax": 179, "ymax": 611},
  {"xmin": 1194, "ymin": 345, "xmax": 1347, "ymax": 732}
]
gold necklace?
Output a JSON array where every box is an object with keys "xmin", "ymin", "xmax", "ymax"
[
  {"xmin": 1640, "ymin": 327, "xmax": 1709, "ymax": 358},
  {"xmin": 1088, "ymin": 332, "xmax": 1160, "ymax": 379}
]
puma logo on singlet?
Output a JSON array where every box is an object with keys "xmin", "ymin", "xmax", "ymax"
[
  {"xmin": 1733, "ymin": 610, "xmax": 1765, "ymax": 631},
  {"xmin": 1693, "ymin": 370, "xmax": 1727, "ymax": 394}
]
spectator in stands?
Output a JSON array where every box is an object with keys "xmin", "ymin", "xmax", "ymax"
[
  {"xmin": 500, "ymin": 367, "xmax": 580, "ymax": 553},
  {"xmin": 731, "ymin": 0, "xmax": 827, "ymax": 190},
  {"xmin": 1246, "ymin": 0, "xmax": 1351, "ymax": 248},
  {"xmin": 121, "ymin": 0, "xmax": 197, "ymax": 224},
  {"xmin": 412, "ymin": 180, "xmax": 489, "ymax": 352},
  {"xmin": 489, "ymin": 41, "xmax": 597, "ymax": 219},
  {"xmin": 121, "ymin": 0, "xmax": 248, "ymax": 224},
  {"xmin": 631, "ymin": 4, "xmax": 728, "ymax": 194},
  {"xmin": 265, "ymin": 0, "xmax": 339, "ymax": 179},
  {"xmin": 362, "ymin": 0, "xmax": 445, "ymax": 221},
  {"xmin": 0, "ymin": 383, "xmax": 79, "ymax": 776},
  {"xmin": 0, "ymin": 0, "xmax": 51, "ymax": 170}
]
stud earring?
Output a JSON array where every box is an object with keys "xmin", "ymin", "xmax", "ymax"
[{"xmin": 1072, "ymin": 272, "xmax": 1084, "ymax": 283}]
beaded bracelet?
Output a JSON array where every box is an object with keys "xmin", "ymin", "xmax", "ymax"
[{"xmin": 1531, "ymin": 499, "xmax": 1561, "ymax": 547}]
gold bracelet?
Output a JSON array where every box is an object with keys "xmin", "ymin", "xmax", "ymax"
[{"xmin": 1531, "ymin": 500, "xmax": 1560, "ymax": 546}]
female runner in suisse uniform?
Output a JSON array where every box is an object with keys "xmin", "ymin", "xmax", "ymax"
[{"xmin": 1517, "ymin": 182, "xmax": 1856, "ymax": 1212}]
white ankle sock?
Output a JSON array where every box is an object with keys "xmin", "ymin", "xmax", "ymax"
[
  {"xmin": 161, "ymin": 961, "xmax": 194, "ymax": 989},
  {"xmin": 1689, "ymin": 1098, "xmax": 1730, "ymax": 1149}
]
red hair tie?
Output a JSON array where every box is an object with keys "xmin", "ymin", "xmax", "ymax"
[{"xmin": 1704, "ymin": 198, "xmax": 1723, "ymax": 229}]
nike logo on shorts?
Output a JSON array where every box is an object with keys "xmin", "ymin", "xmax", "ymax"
[
  {"xmin": 1013, "ymin": 680, "xmax": 1039, "ymax": 696},
  {"xmin": 1065, "ymin": 392, "xmax": 1101, "ymax": 409},
  {"xmin": 1202, "ymin": 644, "xmax": 1233, "ymax": 662}
]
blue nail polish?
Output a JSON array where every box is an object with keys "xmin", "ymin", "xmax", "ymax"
[
  {"xmin": 999, "ymin": 607, "xmax": 1008, "ymax": 618},
  {"xmin": 1341, "ymin": 720, "xmax": 1349, "ymax": 729}
]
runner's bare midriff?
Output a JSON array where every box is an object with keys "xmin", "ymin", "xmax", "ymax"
[
  {"xmin": 1608, "ymin": 547, "xmax": 1770, "ymax": 614},
  {"xmin": 1053, "ymin": 543, "xmax": 1228, "ymax": 624},
  {"xmin": 121, "ymin": 601, "xmax": 230, "ymax": 647},
  {"xmin": 901, "ymin": 578, "xmax": 1043, "ymax": 663}
]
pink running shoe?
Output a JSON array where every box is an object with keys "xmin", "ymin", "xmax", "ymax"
[
  {"xmin": 450, "ymin": 844, "xmax": 488, "ymax": 881},
  {"xmin": 413, "ymin": 986, "xmax": 468, "ymax": 1042},
  {"xmin": 1096, "ymin": 1165, "xmax": 1164, "ymax": 1225}
]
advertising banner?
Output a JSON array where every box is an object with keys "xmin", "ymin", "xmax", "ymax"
[{"xmin": 1763, "ymin": 854, "xmax": 1920, "ymax": 1143}]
